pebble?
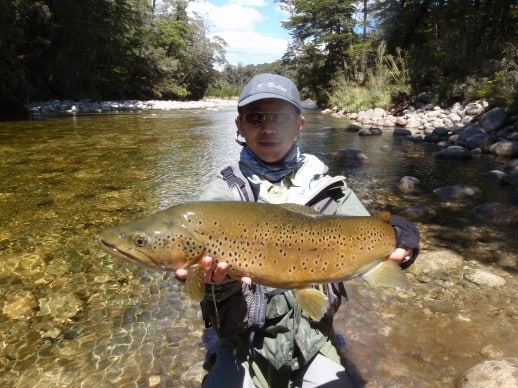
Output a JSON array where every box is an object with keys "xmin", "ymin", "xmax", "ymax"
[{"xmin": 464, "ymin": 269, "xmax": 506, "ymax": 287}]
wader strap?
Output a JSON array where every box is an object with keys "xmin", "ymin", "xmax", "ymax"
[{"xmin": 220, "ymin": 165, "xmax": 253, "ymax": 201}]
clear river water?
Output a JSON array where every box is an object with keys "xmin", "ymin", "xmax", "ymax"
[{"xmin": 0, "ymin": 106, "xmax": 516, "ymax": 387}]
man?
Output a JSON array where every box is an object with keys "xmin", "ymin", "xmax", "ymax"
[{"xmin": 176, "ymin": 73, "xmax": 419, "ymax": 387}]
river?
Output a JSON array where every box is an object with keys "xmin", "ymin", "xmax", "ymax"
[{"xmin": 0, "ymin": 106, "xmax": 516, "ymax": 387}]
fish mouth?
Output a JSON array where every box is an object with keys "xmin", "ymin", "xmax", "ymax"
[{"xmin": 98, "ymin": 237, "xmax": 158, "ymax": 268}]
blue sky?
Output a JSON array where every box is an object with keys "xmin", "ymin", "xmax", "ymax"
[{"xmin": 187, "ymin": 0, "xmax": 291, "ymax": 65}]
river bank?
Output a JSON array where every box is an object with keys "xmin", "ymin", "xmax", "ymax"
[{"xmin": 25, "ymin": 98, "xmax": 237, "ymax": 115}]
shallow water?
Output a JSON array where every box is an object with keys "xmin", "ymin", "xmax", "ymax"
[{"xmin": 0, "ymin": 108, "xmax": 516, "ymax": 387}]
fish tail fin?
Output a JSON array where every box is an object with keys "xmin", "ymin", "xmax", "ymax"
[
  {"xmin": 362, "ymin": 260, "xmax": 409, "ymax": 289},
  {"xmin": 294, "ymin": 288, "xmax": 328, "ymax": 321},
  {"xmin": 184, "ymin": 264, "xmax": 205, "ymax": 302}
]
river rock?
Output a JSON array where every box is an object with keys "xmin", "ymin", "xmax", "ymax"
[
  {"xmin": 435, "ymin": 146, "xmax": 472, "ymax": 160},
  {"xmin": 401, "ymin": 203, "xmax": 437, "ymax": 221},
  {"xmin": 334, "ymin": 148, "xmax": 369, "ymax": 165},
  {"xmin": 456, "ymin": 123, "xmax": 486, "ymax": 142},
  {"xmin": 433, "ymin": 185, "xmax": 482, "ymax": 202},
  {"xmin": 181, "ymin": 361, "xmax": 206, "ymax": 386},
  {"xmin": 38, "ymin": 293, "xmax": 83, "ymax": 323},
  {"xmin": 459, "ymin": 358, "xmax": 518, "ymax": 388},
  {"xmin": 344, "ymin": 123, "xmax": 361, "ymax": 132},
  {"xmin": 478, "ymin": 107, "xmax": 509, "ymax": 132},
  {"xmin": 409, "ymin": 249, "xmax": 465, "ymax": 274},
  {"xmin": 471, "ymin": 202, "xmax": 518, "ymax": 225},
  {"xmin": 489, "ymin": 140, "xmax": 518, "ymax": 157},
  {"xmin": 464, "ymin": 269, "xmax": 506, "ymax": 287},
  {"xmin": 480, "ymin": 344, "xmax": 505, "ymax": 359},
  {"xmin": 397, "ymin": 176, "xmax": 422, "ymax": 194},
  {"xmin": 2, "ymin": 291, "xmax": 38, "ymax": 320},
  {"xmin": 358, "ymin": 127, "xmax": 382, "ymax": 136},
  {"xmin": 504, "ymin": 159, "xmax": 518, "ymax": 172},
  {"xmin": 501, "ymin": 171, "xmax": 518, "ymax": 186},
  {"xmin": 393, "ymin": 128, "xmax": 412, "ymax": 137},
  {"xmin": 486, "ymin": 170, "xmax": 506, "ymax": 180}
]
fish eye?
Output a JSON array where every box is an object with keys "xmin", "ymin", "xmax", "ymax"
[{"xmin": 133, "ymin": 233, "xmax": 148, "ymax": 247}]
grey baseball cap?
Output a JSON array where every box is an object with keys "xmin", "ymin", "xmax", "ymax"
[{"xmin": 238, "ymin": 73, "xmax": 302, "ymax": 111}]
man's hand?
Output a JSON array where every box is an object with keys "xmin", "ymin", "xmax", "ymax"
[
  {"xmin": 175, "ymin": 255, "xmax": 252, "ymax": 285},
  {"xmin": 389, "ymin": 247, "xmax": 414, "ymax": 264}
]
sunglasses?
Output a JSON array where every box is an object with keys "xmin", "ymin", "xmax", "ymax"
[{"xmin": 240, "ymin": 111, "xmax": 298, "ymax": 126}]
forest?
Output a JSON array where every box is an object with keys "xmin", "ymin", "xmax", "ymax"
[{"xmin": 1, "ymin": 0, "xmax": 517, "ymax": 115}]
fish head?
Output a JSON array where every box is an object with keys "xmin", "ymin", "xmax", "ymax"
[{"xmin": 98, "ymin": 210, "xmax": 205, "ymax": 271}]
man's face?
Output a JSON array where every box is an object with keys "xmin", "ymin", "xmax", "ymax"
[{"xmin": 235, "ymin": 99, "xmax": 304, "ymax": 163}]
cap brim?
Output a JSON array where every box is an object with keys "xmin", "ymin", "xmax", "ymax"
[{"xmin": 238, "ymin": 93, "xmax": 301, "ymax": 111}]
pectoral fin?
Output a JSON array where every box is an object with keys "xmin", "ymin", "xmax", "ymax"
[
  {"xmin": 184, "ymin": 264, "xmax": 205, "ymax": 301},
  {"xmin": 362, "ymin": 260, "xmax": 409, "ymax": 288},
  {"xmin": 294, "ymin": 288, "xmax": 328, "ymax": 321}
]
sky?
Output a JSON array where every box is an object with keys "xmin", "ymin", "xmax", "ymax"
[{"xmin": 186, "ymin": 0, "xmax": 291, "ymax": 66}]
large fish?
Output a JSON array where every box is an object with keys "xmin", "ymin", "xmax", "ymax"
[{"xmin": 99, "ymin": 201, "xmax": 407, "ymax": 320}]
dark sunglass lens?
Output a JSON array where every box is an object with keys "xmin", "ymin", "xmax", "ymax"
[{"xmin": 245, "ymin": 112, "xmax": 265, "ymax": 125}]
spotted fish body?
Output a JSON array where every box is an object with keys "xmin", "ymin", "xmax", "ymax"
[{"xmin": 99, "ymin": 201, "xmax": 407, "ymax": 319}]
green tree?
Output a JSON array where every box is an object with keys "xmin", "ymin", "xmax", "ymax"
[{"xmin": 278, "ymin": 0, "xmax": 358, "ymax": 105}]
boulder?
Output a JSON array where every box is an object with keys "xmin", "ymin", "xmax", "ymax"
[{"xmin": 435, "ymin": 146, "xmax": 472, "ymax": 160}]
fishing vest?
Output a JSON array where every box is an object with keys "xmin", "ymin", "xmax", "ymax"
[{"xmin": 200, "ymin": 164, "xmax": 348, "ymax": 377}]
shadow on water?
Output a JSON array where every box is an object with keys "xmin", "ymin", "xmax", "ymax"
[{"xmin": 0, "ymin": 108, "xmax": 516, "ymax": 387}]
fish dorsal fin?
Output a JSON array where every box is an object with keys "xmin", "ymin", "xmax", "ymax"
[
  {"xmin": 279, "ymin": 203, "xmax": 321, "ymax": 218},
  {"xmin": 184, "ymin": 264, "xmax": 205, "ymax": 301},
  {"xmin": 294, "ymin": 288, "xmax": 328, "ymax": 321},
  {"xmin": 362, "ymin": 260, "xmax": 409, "ymax": 289}
]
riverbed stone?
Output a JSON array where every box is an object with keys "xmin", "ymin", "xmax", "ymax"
[
  {"xmin": 471, "ymin": 202, "xmax": 518, "ymax": 225},
  {"xmin": 334, "ymin": 148, "xmax": 369, "ymax": 165},
  {"xmin": 344, "ymin": 123, "xmax": 361, "ymax": 132},
  {"xmin": 480, "ymin": 344, "xmax": 505, "ymax": 359},
  {"xmin": 501, "ymin": 171, "xmax": 518, "ymax": 186},
  {"xmin": 409, "ymin": 249, "xmax": 465, "ymax": 274},
  {"xmin": 393, "ymin": 128, "xmax": 412, "ymax": 137},
  {"xmin": 478, "ymin": 107, "xmax": 509, "ymax": 132},
  {"xmin": 459, "ymin": 358, "xmax": 518, "ymax": 388},
  {"xmin": 401, "ymin": 203, "xmax": 437, "ymax": 221},
  {"xmin": 456, "ymin": 123, "xmax": 486, "ymax": 142},
  {"xmin": 489, "ymin": 140, "xmax": 518, "ymax": 157},
  {"xmin": 433, "ymin": 185, "xmax": 482, "ymax": 202},
  {"xmin": 397, "ymin": 176, "xmax": 422, "ymax": 194},
  {"xmin": 464, "ymin": 269, "xmax": 506, "ymax": 287},
  {"xmin": 504, "ymin": 159, "xmax": 518, "ymax": 172},
  {"xmin": 435, "ymin": 146, "xmax": 472, "ymax": 160},
  {"xmin": 38, "ymin": 293, "xmax": 83, "ymax": 323},
  {"xmin": 2, "ymin": 291, "xmax": 38, "ymax": 320}
]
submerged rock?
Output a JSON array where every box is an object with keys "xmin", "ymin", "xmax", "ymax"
[
  {"xmin": 2, "ymin": 291, "xmax": 37, "ymax": 320},
  {"xmin": 459, "ymin": 358, "xmax": 518, "ymax": 388},
  {"xmin": 471, "ymin": 202, "xmax": 518, "ymax": 225},
  {"xmin": 464, "ymin": 269, "xmax": 506, "ymax": 287}
]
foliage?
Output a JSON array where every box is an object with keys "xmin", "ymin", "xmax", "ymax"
[
  {"xmin": 476, "ymin": 44, "xmax": 518, "ymax": 110},
  {"xmin": 277, "ymin": 0, "xmax": 357, "ymax": 106},
  {"xmin": 328, "ymin": 42, "xmax": 410, "ymax": 111},
  {"xmin": 0, "ymin": 0, "xmax": 225, "ymax": 111},
  {"xmin": 1, "ymin": 0, "xmax": 517, "ymax": 114}
]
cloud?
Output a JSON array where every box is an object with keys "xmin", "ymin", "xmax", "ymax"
[{"xmin": 187, "ymin": 0, "xmax": 290, "ymax": 65}]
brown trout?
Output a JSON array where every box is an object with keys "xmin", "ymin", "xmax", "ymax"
[{"xmin": 99, "ymin": 201, "xmax": 407, "ymax": 320}]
